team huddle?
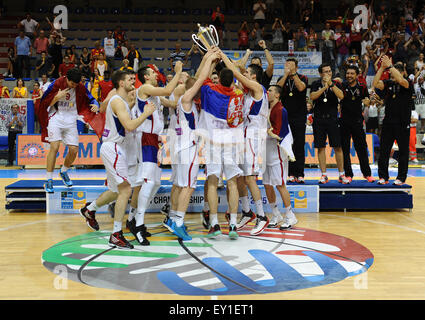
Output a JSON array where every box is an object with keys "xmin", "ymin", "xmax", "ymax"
[{"xmin": 39, "ymin": 46, "xmax": 299, "ymax": 249}]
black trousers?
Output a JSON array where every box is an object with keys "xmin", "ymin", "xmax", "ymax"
[
  {"xmin": 378, "ymin": 123, "xmax": 410, "ymax": 182},
  {"xmin": 16, "ymin": 55, "xmax": 30, "ymax": 78},
  {"xmin": 340, "ymin": 120, "xmax": 371, "ymax": 178},
  {"xmin": 288, "ymin": 122, "xmax": 306, "ymax": 178},
  {"xmin": 8, "ymin": 130, "xmax": 21, "ymax": 165}
]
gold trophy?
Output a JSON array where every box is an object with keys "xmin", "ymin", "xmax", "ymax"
[{"xmin": 192, "ymin": 23, "xmax": 219, "ymax": 51}]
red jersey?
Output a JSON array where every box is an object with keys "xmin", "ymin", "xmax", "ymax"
[
  {"xmin": 58, "ymin": 63, "xmax": 75, "ymax": 77},
  {"xmin": 98, "ymin": 80, "xmax": 114, "ymax": 102},
  {"xmin": 238, "ymin": 29, "xmax": 249, "ymax": 46}
]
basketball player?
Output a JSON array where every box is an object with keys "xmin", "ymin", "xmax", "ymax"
[
  {"xmin": 127, "ymin": 61, "xmax": 183, "ymax": 246},
  {"xmin": 163, "ymin": 71, "xmax": 190, "ymax": 224},
  {"xmin": 79, "ymin": 70, "xmax": 155, "ymax": 248},
  {"xmin": 165, "ymin": 49, "xmax": 220, "ymax": 240},
  {"xmin": 218, "ymin": 48, "xmax": 270, "ymax": 236},
  {"xmin": 264, "ymin": 85, "xmax": 298, "ymax": 229},
  {"xmin": 38, "ymin": 68, "xmax": 103, "ymax": 193},
  {"xmin": 198, "ymin": 62, "xmax": 245, "ymax": 239}
]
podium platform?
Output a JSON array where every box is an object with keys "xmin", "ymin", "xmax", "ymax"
[{"xmin": 5, "ymin": 178, "xmax": 413, "ymax": 213}]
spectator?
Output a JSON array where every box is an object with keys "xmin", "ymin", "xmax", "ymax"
[
  {"xmin": 296, "ymin": 26, "xmax": 308, "ymax": 51},
  {"xmin": 302, "ymin": 8, "xmax": 313, "ymax": 32},
  {"xmin": 211, "ymin": 6, "xmax": 225, "ymax": 44},
  {"xmin": 17, "ymin": 13, "xmax": 39, "ymax": 40},
  {"xmin": 126, "ymin": 44, "xmax": 141, "ymax": 71},
  {"xmin": 307, "ymin": 27, "xmax": 318, "ymax": 51},
  {"xmin": 361, "ymin": 29, "xmax": 374, "ymax": 57},
  {"xmin": 350, "ymin": 22, "xmax": 363, "ymax": 57},
  {"xmin": 282, "ymin": 21, "xmax": 295, "ymax": 51},
  {"xmin": 271, "ymin": 18, "xmax": 285, "ymax": 51},
  {"xmin": 93, "ymin": 54, "xmax": 108, "ymax": 77},
  {"xmin": 14, "ymin": 30, "xmax": 32, "ymax": 79},
  {"xmin": 121, "ymin": 40, "xmax": 129, "ymax": 58},
  {"xmin": 410, "ymin": 107, "xmax": 419, "ymax": 163},
  {"xmin": 119, "ymin": 59, "xmax": 133, "ymax": 71},
  {"xmin": 58, "ymin": 55, "xmax": 76, "ymax": 77},
  {"xmin": 113, "ymin": 25, "xmax": 127, "ymax": 43},
  {"xmin": 32, "ymin": 81, "xmax": 42, "ymax": 133},
  {"xmin": 251, "ymin": 22, "xmax": 265, "ymax": 50},
  {"xmin": 12, "ymin": 78, "xmax": 28, "ymax": 98},
  {"xmin": 6, "ymin": 104, "xmax": 25, "ymax": 166},
  {"xmin": 48, "ymin": 31, "xmax": 65, "ymax": 79},
  {"xmin": 321, "ymin": 22, "xmax": 336, "ymax": 71},
  {"xmin": 4, "ymin": 47, "xmax": 16, "ymax": 78},
  {"xmin": 103, "ymin": 30, "xmax": 117, "ymax": 70},
  {"xmin": 415, "ymin": 52, "xmax": 425, "ymax": 74},
  {"xmin": 35, "ymin": 51, "xmax": 54, "ymax": 78},
  {"xmin": 253, "ymin": 0, "xmax": 267, "ymax": 29},
  {"xmin": 238, "ymin": 21, "xmax": 250, "ymax": 50},
  {"xmin": 39, "ymin": 74, "xmax": 51, "ymax": 93},
  {"xmin": 33, "ymin": 29, "xmax": 49, "ymax": 59},
  {"xmin": 65, "ymin": 48, "xmax": 76, "ymax": 64},
  {"xmin": 98, "ymin": 70, "xmax": 113, "ymax": 102},
  {"xmin": 79, "ymin": 47, "xmax": 92, "ymax": 77},
  {"xmin": 392, "ymin": 32, "xmax": 408, "ymax": 65},
  {"xmin": 365, "ymin": 92, "xmax": 383, "ymax": 134},
  {"xmin": 336, "ymin": 32, "xmax": 351, "ymax": 74},
  {"xmin": 90, "ymin": 68, "xmax": 103, "ymax": 101},
  {"xmin": 405, "ymin": 33, "xmax": 424, "ymax": 75},
  {"xmin": 169, "ymin": 42, "xmax": 186, "ymax": 73},
  {"xmin": 363, "ymin": 45, "xmax": 378, "ymax": 87},
  {"xmin": 114, "ymin": 40, "xmax": 124, "ymax": 59},
  {"xmin": 90, "ymin": 40, "xmax": 105, "ymax": 72},
  {"xmin": 0, "ymin": 74, "xmax": 10, "ymax": 98},
  {"xmin": 186, "ymin": 44, "xmax": 203, "ymax": 76}
]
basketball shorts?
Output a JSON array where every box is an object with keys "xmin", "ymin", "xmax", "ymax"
[
  {"xmin": 204, "ymin": 141, "xmax": 243, "ymax": 180},
  {"xmin": 240, "ymin": 137, "xmax": 266, "ymax": 176},
  {"xmin": 100, "ymin": 142, "xmax": 128, "ymax": 193},
  {"xmin": 175, "ymin": 145, "xmax": 200, "ymax": 188},
  {"xmin": 47, "ymin": 119, "xmax": 79, "ymax": 146},
  {"xmin": 262, "ymin": 159, "xmax": 289, "ymax": 186}
]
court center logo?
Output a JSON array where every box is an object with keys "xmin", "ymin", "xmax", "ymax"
[{"xmin": 42, "ymin": 224, "xmax": 374, "ymax": 295}]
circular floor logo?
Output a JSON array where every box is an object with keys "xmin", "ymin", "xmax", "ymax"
[{"xmin": 42, "ymin": 222, "xmax": 374, "ymax": 295}]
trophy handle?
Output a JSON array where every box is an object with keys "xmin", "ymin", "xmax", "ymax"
[
  {"xmin": 192, "ymin": 34, "xmax": 208, "ymax": 52},
  {"xmin": 209, "ymin": 25, "xmax": 219, "ymax": 47}
]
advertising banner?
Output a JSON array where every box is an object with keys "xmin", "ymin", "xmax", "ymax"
[
  {"xmin": 223, "ymin": 50, "xmax": 322, "ymax": 84},
  {"xmin": 0, "ymin": 98, "xmax": 29, "ymax": 135},
  {"xmin": 47, "ymin": 184, "xmax": 319, "ymax": 214}
]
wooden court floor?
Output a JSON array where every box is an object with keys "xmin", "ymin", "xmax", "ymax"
[{"xmin": 1, "ymin": 175, "xmax": 425, "ymax": 300}]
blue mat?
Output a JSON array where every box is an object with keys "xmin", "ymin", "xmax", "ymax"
[{"xmin": 6, "ymin": 179, "xmax": 412, "ymax": 190}]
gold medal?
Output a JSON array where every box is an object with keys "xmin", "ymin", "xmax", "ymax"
[
  {"xmin": 289, "ymin": 92, "xmax": 293, "ymax": 97},
  {"xmin": 392, "ymin": 94, "xmax": 396, "ymax": 99},
  {"xmin": 352, "ymin": 96, "xmax": 355, "ymax": 101}
]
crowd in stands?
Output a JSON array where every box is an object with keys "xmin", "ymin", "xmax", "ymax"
[{"xmin": 1, "ymin": 0, "xmax": 425, "ymax": 165}]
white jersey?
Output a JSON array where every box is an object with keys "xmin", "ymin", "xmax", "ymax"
[
  {"xmin": 48, "ymin": 87, "xmax": 78, "ymax": 128},
  {"xmin": 168, "ymin": 92, "xmax": 177, "ymax": 131},
  {"xmin": 243, "ymin": 86, "xmax": 268, "ymax": 140},
  {"xmin": 102, "ymin": 95, "xmax": 130, "ymax": 145},
  {"xmin": 133, "ymin": 89, "xmax": 164, "ymax": 135},
  {"xmin": 174, "ymin": 96, "xmax": 200, "ymax": 153}
]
